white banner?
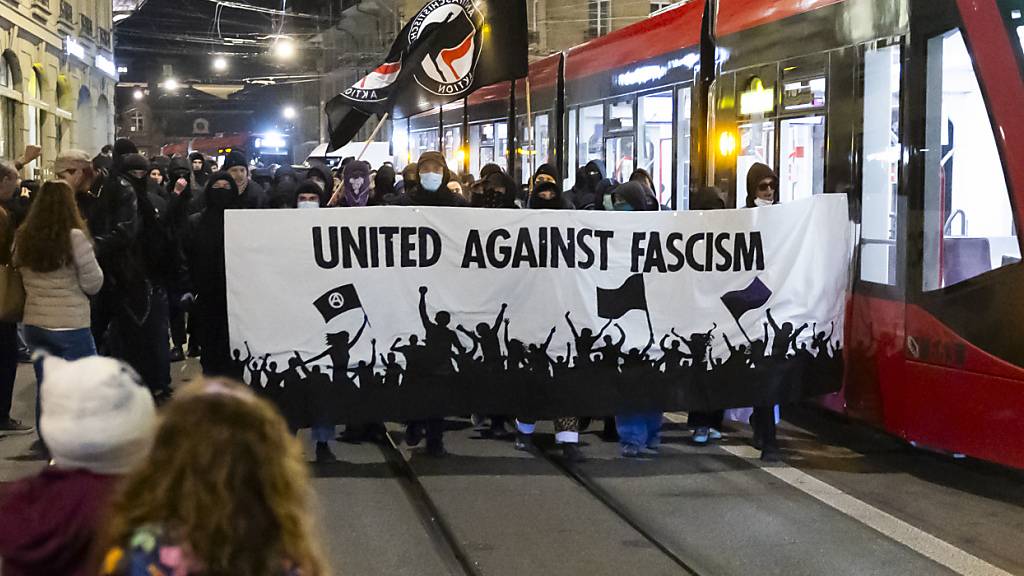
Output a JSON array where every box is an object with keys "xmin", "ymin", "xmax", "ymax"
[{"xmin": 225, "ymin": 195, "xmax": 851, "ymax": 424}]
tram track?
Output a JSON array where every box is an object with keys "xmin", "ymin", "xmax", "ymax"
[{"xmin": 376, "ymin": 426, "xmax": 705, "ymax": 576}]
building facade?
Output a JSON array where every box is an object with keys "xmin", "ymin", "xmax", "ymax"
[{"xmin": 0, "ymin": 0, "xmax": 117, "ymax": 178}]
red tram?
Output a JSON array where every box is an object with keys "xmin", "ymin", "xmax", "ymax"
[{"xmin": 388, "ymin": 0, "xmax": 1024, "ymax": 469}]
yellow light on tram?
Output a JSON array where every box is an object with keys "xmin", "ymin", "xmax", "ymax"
[
  {"xmin": 456, "ymin": 148, "xmax": 466, "ymax": 163},
  {"xmin": 718, "ymin": 131, "xmax": 737, "ymax": 157}
]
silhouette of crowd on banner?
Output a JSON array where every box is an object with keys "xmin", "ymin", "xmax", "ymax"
[{"xmin": 237, "ymin": 281, "xmax": 843, "ymax": 427}]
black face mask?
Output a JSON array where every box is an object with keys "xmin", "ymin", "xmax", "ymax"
[
  {"xmin": 530, "ymin": 195, "xmax": 563, "ymax": 209},
  {"xmin": 586, "ymin": 171, "xmax": 602, "ymax": 186},
  {"xmin": 206, "ymin": 185, "xmax": 235, "ymax": 209}
]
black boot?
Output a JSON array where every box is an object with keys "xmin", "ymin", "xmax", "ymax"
[
  {"xmin": 560, "ymin": 443, "xmax": 585, "ymax": 462},
  {"xmin": 315, "ymin": 442, "xmax": 337, "ymax": 463}
]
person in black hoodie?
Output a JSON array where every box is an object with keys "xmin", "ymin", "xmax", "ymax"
[
  {"xmin": 103, "ymin": 151, "xmax": 177, "ymax": 401},
  {"xmin": 373, "ymin": 164, "xmax": 398, "ymax": 205},
  {"xmin": 564, "ymin": 160, "xmax": 606, "ymax": 210},
  {"xmin": 184, "ymin": 173, "xmax": 238, "ymax": 377},
  {"xmin": 189, "ymin": 152, "xmax": 210, "ymax": 190},
  {"xmin": 220, "ymin": 151, "xmax": 268, "ymax": 209},
  {"xmin": 269, "ymin": 165, "xmax": 299, "ymax": 209}
]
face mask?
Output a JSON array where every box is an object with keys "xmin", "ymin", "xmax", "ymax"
[
  {"xmin": 348, "ymin": 177, "xmax": 365, "ymax": 190},
  {"xmin": 754, "ymin": 198, "xmax": 773, "ymax": 207},
  {"xmin": 614, "ymin": 203, "xmax": 635, "ymax": 212},
  {"xmin": 297, "ymin": 200, "xmax": 320, "ymax": 210},
  {"xmin": 420, "ymin": 172, "xmax": 443, "ymax": 192}
]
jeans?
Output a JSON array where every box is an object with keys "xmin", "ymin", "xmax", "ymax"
[
  {"xmin": 24, "ymin": 326, "xmax": 98, "ymax": 438},
  {"xmin": 616, "ymin": 412, "xmax": 663, "ymax": 449},
  {"xmin": 0, "ymin": 322, "xmax": 17, "ymax": 420}
]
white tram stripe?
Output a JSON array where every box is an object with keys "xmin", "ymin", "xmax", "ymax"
[{"xmin": 662, "ymin": 413, "xmax": 1014, "ymax": 576}]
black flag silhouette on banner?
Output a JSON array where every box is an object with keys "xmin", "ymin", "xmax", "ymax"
[
  {"xmin": 597, "ymin": 274, "xmax": 648, "ymax": 320},
  {"xmin": 720, "ymin": 277, "xmax": 773, "ymax": 320},
  {"xmin": 325, "ymin": 0, "xmax": 529, "ymax": 150},
  {"xmin": 313, "ymin": 284, "xmax": 363, "ymax": 323}
]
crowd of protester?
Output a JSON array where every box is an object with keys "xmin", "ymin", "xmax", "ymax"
[{"xmin": 0, "ymin": 138, "xmax": 783, "ymax": 573}]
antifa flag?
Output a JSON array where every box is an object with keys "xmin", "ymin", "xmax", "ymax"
[
  {"xmin": 597, "ymin": 274, "xmax": 648, "ymax": 320},
  {"xmin": 313, "ymin": 284, "xmax": 363, "ymax": 323},
  {"xmin": 721, "ymin": 277, "xmax": 773, "ymax": 320},
  {"xmin": 325, "ymin": 0, "xmax": 529, "ymax": 150}
]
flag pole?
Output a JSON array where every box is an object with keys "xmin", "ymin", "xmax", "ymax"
[
  {"xmin": 734, "ymin": 316, "xmax": 753, "ymax": 346},
  {"xmin": 525, "ymin": 77, "xmax": 534, "ymax": 196},
  {"xmin": 357, "ymin": 112, "xmax": 390, "ymax": 161}
]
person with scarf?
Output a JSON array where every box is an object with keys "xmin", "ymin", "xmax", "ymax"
[
  {"xmin": 564, "ymin": 160, "xmax": 606, "ymax": 210},
  {"xmin": 183, "ymin": 173, "xmax": 238, "ymax": 377},
  {"xmin": 330, "ymin": 160, "xmax": 372, "ymax": 207},
  {"xmin": 374, "ymin": 164, "xmax": 399, "ymax": 205},
  {"xmin": 270, "ymin": 165, "xmax": 299, "ymax": 209}
]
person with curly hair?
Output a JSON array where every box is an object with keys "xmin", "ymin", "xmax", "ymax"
[{"xmin": 97, "ymin": 378, "xmax": 329, "ymax": 576}]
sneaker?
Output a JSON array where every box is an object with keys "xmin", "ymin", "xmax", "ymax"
[
  {"xmin": 471, "ymin": 414, "xmax": 487, "ymax": 430},
  {"xmin": 621, "ymin": 445, "xmax": 643, "ymax": 458},
  {"xmin": 405, "ymin": 423, "xmax": 423, "ymax": 447},
  {"xmin": 488, "ymin": 421, "xmax": 513, "ymax": 440},
  {"xmin": 425, "ymin": 441, "xmax": 447, "ymax": 458},
  {"xmin": 0, "ymin": 418, "xmax": 33, "ymax": 434},
  {"xmin": 169, "ymin": 347, "xmax": 185, "ymax": 363},
  {"xmin": 691, "ymin": 427, "xmax": 710, "ymax": 445},
  {"xmin": 560, "ymin": 443, "xmax": 585, "ymax": 462},
  {"xmin": 640, "ymin": 446, "xmax": 660, "ymax": 456},
  {"xmin": 513, "ymin": 432, "xmax": 534, "ymax": 452},
  {"xmin": 315, "ymin": 442, "xmax": 337, "ymax": 463},
  {"xmin": 708, "ymin": 428, "xmax": 723, "ymax": 441}
]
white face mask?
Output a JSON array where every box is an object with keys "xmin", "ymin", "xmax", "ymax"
[
  {"xmin": 754, "ymin": 198, "xmax": 773, "ymax": 207},
  {"xmin": 348, "ymin": 177, "xmax": 365, "ymax": 190},
  {"xmin": 297, "ymin": 200, "xmax": 320, "ymax": 210}
]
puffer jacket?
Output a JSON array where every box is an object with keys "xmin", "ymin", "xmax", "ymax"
[{"xmin": 19, "ymin": 229, "xmax": 104, "ymax": 329}]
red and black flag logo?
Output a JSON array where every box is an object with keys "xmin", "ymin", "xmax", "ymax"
[{"xmin": 326, "ymin": 0, "xmax": 528, "ymax": 151}]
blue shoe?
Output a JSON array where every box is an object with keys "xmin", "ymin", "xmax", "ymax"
[
  {"xmin": 640, "ymin": 446, "xmax": 659, "ymax": 456},
  {"xmin": 621, "ymin": 445, "xmax": 642, "ymax": 458},
  {"xmin": 708, "ymin": 428, "xmax": 723, "ymax": 441},
  {"xmin": 691, "ymin": 427, "xmax": 710, "ymax": 445}
]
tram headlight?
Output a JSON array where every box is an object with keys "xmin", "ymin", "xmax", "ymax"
[
  {"xmin": 718, "ymin": 131, "xmax": 737, "ymax": 157},
  {"xmin": 456, "ymin": 147, "xmax": 466, "ymax": 164}
]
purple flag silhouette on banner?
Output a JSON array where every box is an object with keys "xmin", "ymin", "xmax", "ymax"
[{"xmin": 721, "ymin": 277, "xmax": 772, "ymax": 320}]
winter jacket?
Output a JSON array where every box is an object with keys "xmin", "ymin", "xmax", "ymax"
[
  {"xmin": 19, "ymin": 229, "xmax": 103, "ymax": 330},
  {"xmin": 0, "ymin": 467, "xmax": 121, "ymax": 576}
]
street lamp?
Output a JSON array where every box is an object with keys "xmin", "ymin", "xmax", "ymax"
[
  {"xmin": 133, "ymin": 89, "xmax": 144, "ymax": 100},
  {"xmin": 162, "ymin": 78, "xmax": 179, "ymax": 91},
  {"xmin": 282, "ymin": 105, "xmax": 297, "ymax": 120},
  {"xmin": 213, "ymin": 57, "xmax": 227, "ymax": 72},
  {"xmin": 273, "ymin": 37, "xmax": 296, "ymax": 60}
]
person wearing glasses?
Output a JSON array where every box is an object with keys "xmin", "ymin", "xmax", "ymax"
[{"xmin": 745, "ymin": 162, "xmax": 779, "ymax": 208}]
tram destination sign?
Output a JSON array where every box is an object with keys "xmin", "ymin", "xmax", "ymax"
[{"xmin": 225, "ymin": 195, "xmax": 851, "ymax": 426}]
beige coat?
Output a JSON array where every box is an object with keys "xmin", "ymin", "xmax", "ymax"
[{"xmin": 19, "ymin": 229, "xmax": 103, "ymax": 330}]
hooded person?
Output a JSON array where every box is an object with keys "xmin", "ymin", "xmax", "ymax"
[
  {"xmin": 394, "ymin": 163, "xmax": 418, "ymax": 196},
  {"xmin": 392, "ymin": 151, "xmax": 466, "ymax": 208},
  {"xmin": 294, "ymin": 180, "xmax": 328, "ymax": 209},
  {"xmin": 479, "ymin": 163, "xmax": 504, "ymax": 181},
  {"xmin": 564, "ymin": 160, "xmax": 606, "ymax": 209},
  {"xmin": 306, "ymin": 165, "xmax": 333, "ymax": 193},
  {"xmin": 184, "ymin": 172, "xmax": 239, "ymax": 378},
  {"xmin": 335, "ymin": 160, "xmax": 372, "ymax": 207},
  {"xmin": 532, "ymin": 163, "xmax": 560, "ymax": 188},
  {"xmin": 628, "ymin": 168, "xmax": 661, "ymax": 210},
  {"xmin": 745, "ymin": 162, "xmax": 779, "ymax": 208},
  {"xmin": 611, "ymin": 181, "xmax": 652, "ymax": 212},
  {"xmin": 220, "ymin": 150, "xmax": 267, "ymax": 209},
  {"xmin": 188, "ymin": 152, "xmax": 210, "ymax": 190},
  {"xmin": 527, "ymin": 180, "xmax": 568, "ymax": 209},
  {"xmin": 471, "ymin": 171, "xmax": 518, "ymax": 208},
  {"xmin": 269, "ymin": 165, "xmax": 299, "ymax": 209},
  {"xmin": 0, "ymin": 355, "xmax": 157, "ymax": 576},
  {"xmin": 147, "ymin": 163, "xmax": 169, "ymax": 207},
  {"xmin": 374, "ymin": 164, "xmax": 398, "ymax": 205}
]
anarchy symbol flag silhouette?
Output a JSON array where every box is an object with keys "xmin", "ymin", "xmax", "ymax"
[{"xmin": 313, "ymin": 284, "xmax": 363, "ymax": 322}]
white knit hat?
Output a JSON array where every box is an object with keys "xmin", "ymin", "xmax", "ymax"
[{"xmin": 39, "ymin": 355, "xmax": 157, "ymax": 475}]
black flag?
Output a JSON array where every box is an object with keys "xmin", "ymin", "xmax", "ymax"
[
  {"xmin": 720, "ymin": 277, "xmax": 772, "ymax": 320},
  {"xmin": 597, "ymin": 274, "xmax": 648, "ymax": 320},
  {"xmin": 325, "ymin": 0, "xmax": 529, "ymax": 150},
  {"xmin": 313, "ymin": 284, "xmax": 363, "ymax": 323}
]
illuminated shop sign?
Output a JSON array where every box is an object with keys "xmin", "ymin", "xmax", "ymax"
[
  {"xmin": 95, "ymin": 53, "xmax": 117, "ymax": 77},
  {"xmin": 64, "ymin": 37, "xmax": 86, "ymax": 62},
  {"xmin": 740, "ymin": 77, "xmax": 774, "ymax": 115}
]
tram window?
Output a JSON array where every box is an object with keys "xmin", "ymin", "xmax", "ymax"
[
  {"xmin": 860, "ymin": 44, "xmax": 901, "ymax": 285},
  {"xmin": 783, "ymin": 77, "xmax": 826, "ymax": 111},
  {"xmin": 676, "ymin": 87, "xmax": 692, "ymax": 210},
  {"xmin": 567, "ymin": 109, "xmax": 578, "ymax": 188},
  {"xmin": 468, "ymin": 124, "xmax": 482, "ymax": 176},
  {"xmin": 998, "ymin": 0, "xmax": 1024, "ymax": 70},
  {"xmin": 534, "ymin": 113, "xmax": 550, "ymax": 169},
  {"xmin": 736, "ymin": 121, "xmax": 775, "ymax": 207},
  {"xmin": 579, "ymin": 105, "xmax": 603, "ymax": 167},
  {"xmin": 393, "ymin": 123, "xmax": 410, "ymax": 168},
  {"xmin": 637, "ymin": 91, "xmax": 673, "ymax": 207},
  {"xmin": 443, "ymin": 126, "xmax": 462, "ymax": 172},
  {"xmin": 410, "ymin": 130, "xmax": 438, "ymax": 164},
  {"xmin": 606, "ymin": 97, "xmax": 635, "ymax": 182},
  {"xmin": 922, "ymin": 29, "xmax": 1021, "ymax": 291},
  {"xmin": 779, "ymin": 116, "xmax": 825, "ymax": 202},
  {"xmin": 495, "ymin": 121, "xmax": 509, "ymax": 172}
]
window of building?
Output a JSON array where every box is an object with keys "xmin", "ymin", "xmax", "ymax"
[
  {"xmin": 578, "ymin": 104, "xmax": 603, "ymax": 167},
  {"xmin": 588, "ymin": 0, "xmax": 610, "ymax": 38},
  {"xmin": 650, "ymin": 1, "xmax": 674, "ymax": 14},
  {"xmin": 127, "ymin": 109, "xmax": 145, "ymax": 134},
  {"xmin": 860, "ymin": 44, "xmax": 901, "ymax": 285},
  {"xmin": 922, "ymin": 29, "xmax": 1020, "ymax": 291},
  {"xmin": 27, "ymin": 70, "xmax": 43, "ymax": 177},
  {"xmin": 534, "ymin": 113, "xmax": 550, "ymax": 170},
  {"xmin": 410, "ymin": 129, "xmax": 438, "ymax": 164},
  {"xmin": 778, "ymin": 116, "xmax": 825, "ymax": 202},
  {"xmin": 605, "ymin": 97, "xmax": 634, "ymax": 182},
  {"xmin": 637, "ymin": 91, "xmax": 673, "ymax": 206},
  {"xmin": 494, "ymin": 121, "xmax": 509, "ymax": 173},
  {"xmin": 517, "ymin": 115, "xmax": 531, "ymax": 185},
  {"xmin": 675, "ymin": 87, "xmax": 692, "ymax": 209},
  {"xmin": 0, "ymin": 57, "xmax": 13, "ymax": 159},
  {"xmin": 443, "ymin": 125, "xmax": 462, "ymax": 172},
  {"xmin": 736, "ymin": 120, "xmax": 774, "ymax": 207}
]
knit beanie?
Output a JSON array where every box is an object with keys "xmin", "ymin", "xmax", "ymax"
[
  {"xmin": 222, "ymin": 150, "xmax": 249, "ymax": 171},
  {"xmin": 40, "ymin": 356, "xmax": 157, "ymax": 475}
]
